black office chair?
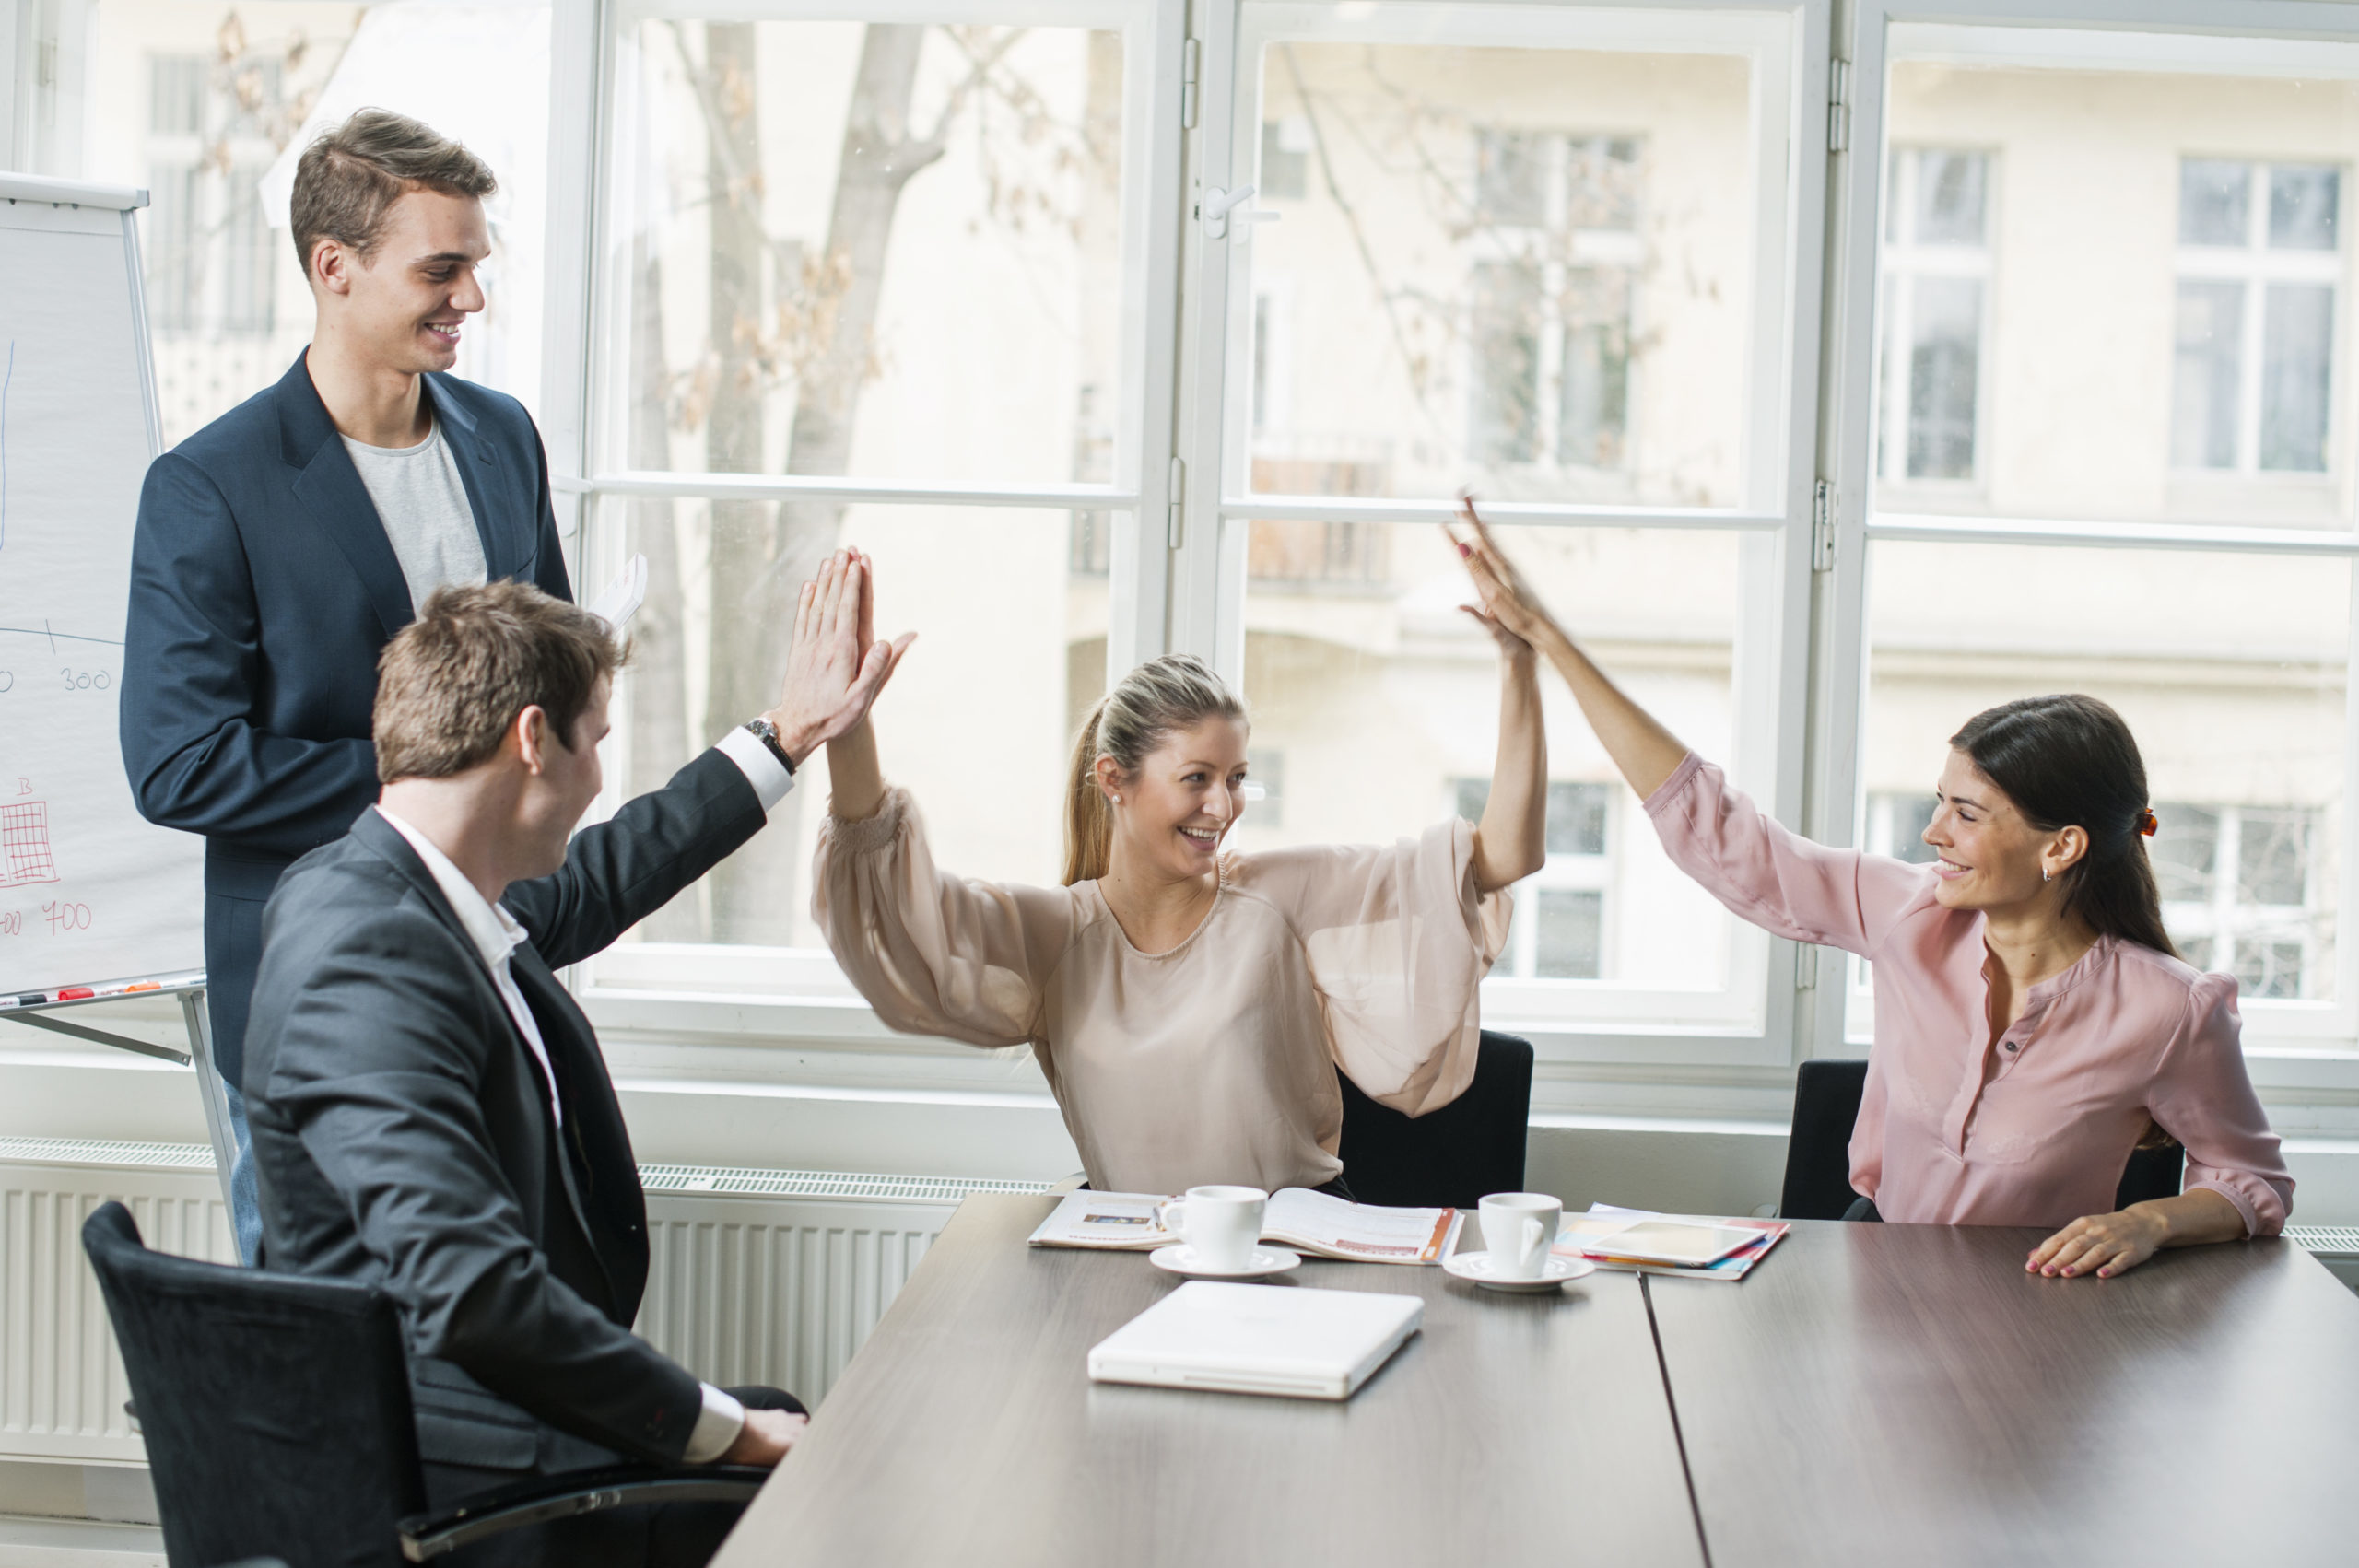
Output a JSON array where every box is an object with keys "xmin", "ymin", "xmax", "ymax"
[
  {"xmin": 81, "ymin": 1202, "xmax": 764, "ymax": 1566},
  {"xmin": 1777, "ymin": 1058, "xmax": 2188, "ymax": 1219},
  {"xmin": 1336, "ymin": 1029, "xmax": 1534, "ymax": 1208}
]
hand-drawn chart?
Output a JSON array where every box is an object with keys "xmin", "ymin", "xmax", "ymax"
[
  {"xmin": 0, "ymin": 189, "xmax": 205, "ymax": 996},
  {"xmin": 1, "ymin": 800, "xmax": 61, "ymax": 887}
]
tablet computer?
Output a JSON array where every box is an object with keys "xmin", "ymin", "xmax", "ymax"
[{"xmin": 1583, "ymin": 1220, "xmax": 1761, "ymax": 1268}]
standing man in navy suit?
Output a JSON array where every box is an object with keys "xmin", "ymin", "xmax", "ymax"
[{"xmin": 122, "ymin": 111, "xmax": 569, "ymax": 1260}]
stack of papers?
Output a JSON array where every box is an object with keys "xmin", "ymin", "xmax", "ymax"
[
  {"xmin": 1027, "ymin": 1188, "xmax": 1462, "ymax": 1265},
  {"xmin": 1555, "ymin": 1203, "xmax": 1789, "ymax": 1282}
]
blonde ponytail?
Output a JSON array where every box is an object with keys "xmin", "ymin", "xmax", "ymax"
[
  {"xmin": 1059, "ymin": 654, "xmax": 1247, "ymax": 885},
  {"xmin": 1062, "ymin": 705, "xmax": 1115, "ymax": 885}
]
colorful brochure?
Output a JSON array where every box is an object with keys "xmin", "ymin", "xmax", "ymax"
[{"xmin": 1555, "ymin": 1202, "xmax": 1790, "ymax": 1282}]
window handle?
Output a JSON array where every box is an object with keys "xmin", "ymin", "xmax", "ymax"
[{"xmin": 1201, "ymin": 184, "xmax": 1282, "ymax": 241}]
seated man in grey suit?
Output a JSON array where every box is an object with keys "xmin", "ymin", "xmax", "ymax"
[{"xmin": 244, "ymin": 554, "xmax": 910, "ymax": 1566}]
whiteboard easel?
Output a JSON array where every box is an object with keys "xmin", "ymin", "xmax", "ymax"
[{"xmin": 0, "ymin": 170, "xmax": 232, "ymax": 1212}]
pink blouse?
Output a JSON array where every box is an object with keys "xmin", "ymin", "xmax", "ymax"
[{"xmin": 1646, "ymin": 754, "xmax": 2293, "ymax": 1234}]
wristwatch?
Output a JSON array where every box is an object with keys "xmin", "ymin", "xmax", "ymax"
[{"xmin": 743, "ymin": 717, "xmax": 796, "ymax": 776}]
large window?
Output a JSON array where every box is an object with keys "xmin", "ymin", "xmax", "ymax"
[
  {"xmin": 1851, "ymin": 19, "xmax": 2359, "ymax": 1046},
  {"xmin": 575, "ymin": 5, "xmax": 1162, "ymax": 982},
  {"xmin": 48, "ymin": 0, "xmax": 2359, "ymax": 1098}
]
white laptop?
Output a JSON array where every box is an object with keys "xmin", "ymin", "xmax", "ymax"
[{"xmin": 1086, "ymin": 1281, "xmax": 1423, "ymax": 1400}]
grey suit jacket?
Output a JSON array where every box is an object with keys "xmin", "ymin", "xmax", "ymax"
[{"xmin": 244, "ymin": 748, "xmax": 766, "ymax": 1473}]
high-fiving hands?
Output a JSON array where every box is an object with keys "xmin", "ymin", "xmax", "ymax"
[
  {"xmin": 1445, "ymin": 497, "xmax": 1556, "ymax": 656},
  {"xmin": 769, "ymin": 547, "xmax": 915, "ymax": 767}
]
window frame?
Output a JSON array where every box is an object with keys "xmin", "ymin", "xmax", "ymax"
[{"xmin": 1819, "ymin": 0, "xmax": 2359, "ymax": 1083}]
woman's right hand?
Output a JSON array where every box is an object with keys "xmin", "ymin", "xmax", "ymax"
[{"xmin": 1446, "ymin": 498, "xmax": 1561, "ymax": 650}]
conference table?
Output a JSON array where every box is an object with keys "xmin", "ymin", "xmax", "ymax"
[{"xmin": 710, "ymin": 1194, "xmax": 2359, "ymax": 1567}]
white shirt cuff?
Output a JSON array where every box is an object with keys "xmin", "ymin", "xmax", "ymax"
[
  {"xmin": 714, "ymin": 724, "xmax": 796, "ymax": 812},
  {"xmin": 682, "ymin": 1382, "xmax": 747, "ymax": 1464}
]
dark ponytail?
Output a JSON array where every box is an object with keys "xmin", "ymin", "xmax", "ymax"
[{"xmin": 1950, "ymin": 695, "xmax": 2177, "ymax": 958}]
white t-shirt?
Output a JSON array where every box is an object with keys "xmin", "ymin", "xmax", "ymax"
[{"xmin": 341, "ymin": 420, "xmax": 489, "ymax": 612}]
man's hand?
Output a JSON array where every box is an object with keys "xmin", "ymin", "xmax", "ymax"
[
  {"xmin": 720, "ymin": 1406, "xmax": 808, "ymax": 1467},
  {"xmin": 769, "ymin": 548, "xmax": 914, "ymax": 766}
]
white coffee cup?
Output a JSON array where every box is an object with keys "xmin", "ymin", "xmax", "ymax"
[
  {"xmin": 1156, "ymin": 1185, "xmax": 1268, "ymax": 1271},
  {"xmin": 1479, "ymin": 1192, "xmax": 1565, "ymax": 1281}
]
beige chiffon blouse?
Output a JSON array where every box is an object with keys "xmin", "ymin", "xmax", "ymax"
[{"xmin": 812, "ymin": 788, "xmax": 1512, "ymax": 1195}]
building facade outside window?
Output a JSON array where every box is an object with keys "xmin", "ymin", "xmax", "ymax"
[{"xmin": 1455, "ymin": 778, "xmax": 1614, "ymax": 981}]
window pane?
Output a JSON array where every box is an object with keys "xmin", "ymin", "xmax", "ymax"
[
  {"xmin": 2270, "ymin": 164, "xmax": 2341, "ymax": 251},
  {"xmin": 1865, "ymin": 541, "xmax": 2346, "ymax": 1001},
  {"xmin": 1913, "ymin": 150, "xmax": 1988, "ymax": 246},
  {"xmin": 2238, "ymin": 806, "xmax": 2313, "ymax": 906},
  {"xmin": 1476, "ymin": 128, "xmax": 1550, "ymax": 227},
  {"xmin": 2260, "ymin": 283, "xmax": 2333, "ymax": 473},
  {"xmin": 1249, "ymin": 27, "xmax": 1781, "ymax": 507},
  {"xmin": 2179, "ymin": 158, "xmax": 2251, "ymax": 245},
  {"xmin": 1866, "ymin": 790, "xmax": 1938, "ymax": 863},
  {"xmin": 1470, "ymin": 262, "xmax": 1543, "ymax": 464},
  {"xmin": 613, "ymin": 20, "xmax": 1127, "ymax": 485},
  {"xmin": 1260, "ymin": 119, "xmax": 1309, "ymax": 201},
  {"xmin": 1535, "ymin": 890, "xmax": 1604, "ymax": 978},
  {"xmin": 1906, "ymin": 276, "xmax": 1980, "ymax": 479},
  {"xmin": 1545, "ymin": 781, "xmax": 1611, "ymax": 856},
  {"xmin": 1241, "ymin": 525, "xmax": 1750, "ymax": 992},
  {"xmin": 2151, "ymin": 801, "xmax": 2220, "ymax": 902},
  {"xmin": 2172, "ymin": 280, "xmax": 2244, "ymax": 470},
  {"xmin": 611, "ymin": 501, "xmax": 1107, "ymax": 952},
  {"xmin": 1883, "ymin": 51, "xmax": 2358, "ymax": 521},
  {"xmin": 1557, "ymin": 267, "xmax": 1631, "ymax": 469}
]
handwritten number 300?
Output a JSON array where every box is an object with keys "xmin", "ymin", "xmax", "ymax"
[{"xmin": 60, "ymin": 669, "xmax": 111, "ymax": 691}]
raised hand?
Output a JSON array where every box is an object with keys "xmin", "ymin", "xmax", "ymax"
[
  {"xmin": 768, "ymin": 548, "xmax": 915, "ymax": 766},
  {"xmin": 1444, "ymin": 497, "xmax": 1558, "ymax": 650}
]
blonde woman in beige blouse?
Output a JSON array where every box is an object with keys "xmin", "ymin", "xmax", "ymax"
[{"xmin": 813, "ymin": 540, "xmax": 1546, "ymax": 1196}]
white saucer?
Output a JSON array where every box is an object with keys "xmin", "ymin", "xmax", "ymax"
[
  {"xmin": 1149, "ymin": 1244, "xmax": 1302, "ymax": 1280},
  {"xmin": 1443, "ymin": 1249, "xmax": 1596, "ymax": 1293}
]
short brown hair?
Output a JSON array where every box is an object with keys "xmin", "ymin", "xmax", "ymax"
[
  {"xmin": 374, "ymin": 582, "xmax": 626, "ymax": 783},
  {"xmin": 290, "ymin": 109, "xmax": 497, "ymax": 283}
]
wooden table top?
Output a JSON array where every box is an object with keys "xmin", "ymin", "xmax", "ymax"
[
  {"xmin": 1648, "ymin": 1219, "xmax": 2359, "ymax": 1567},
  {"xmin": 710, "ymin": 1192, "xmax": 1703, "ymax": 1568}
]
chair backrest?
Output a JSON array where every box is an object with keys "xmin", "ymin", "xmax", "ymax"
[
  {"xmin": 1778, "ymin": 1059, "xmax": 2190, "ymax": 1219},
  {"xmin": 1779, "ymin": 1059, "xmax": 1871, "ymax": 1220},
  {"xmin": 81, "ymin": 1202, "xmax": 426, "ymax": 1568},
  {"xmin": 1336, "ymin": 1030, "xmax": 1534, "ymax": 1209}
]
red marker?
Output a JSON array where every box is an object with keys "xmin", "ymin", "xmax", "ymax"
[{"xmin": 55, "ymin": 987, "xmax": 93, "ymax": 1000}]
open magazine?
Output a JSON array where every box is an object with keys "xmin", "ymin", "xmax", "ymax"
[
  {"xmin": 1554, "ymin": 1202, "xmax": 1789, "ymax": 1282},
  {"xmin": 1027, "ymin": 1188, "xmax": 1463, "ymax": 1265}
]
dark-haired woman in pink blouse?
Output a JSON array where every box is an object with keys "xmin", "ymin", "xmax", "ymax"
[{"xmin": 1453, "ymin": 506, "xmax": 2291, "ymax": 1280}]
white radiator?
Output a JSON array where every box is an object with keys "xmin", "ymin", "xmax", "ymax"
[{"xmin": 0, "ymin": 1139, "xmax": 1045, "ymax": 1465}]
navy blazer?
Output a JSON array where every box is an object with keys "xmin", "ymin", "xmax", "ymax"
[{"xmin": 121, "ymin": 352, "xmax": 572, "ymax": 901}]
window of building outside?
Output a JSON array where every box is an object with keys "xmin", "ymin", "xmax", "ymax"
[
  {"xmin": 1877, "ymin": 147, "xmax": 1989, "ymax": 486},
  {"xmin": 1454, "ymin": 778, "xmax": 1613, "ymax": 980},
  {"xmin": 82, "ymin": 1, "xmax": 551, "ymax": 444},
  {"xmin": 2173, "ymin": 158, "xmax": 2340, "ymax": 476},
  {"xmin": 1857, "ymin": 29, "xmax": 2358, "ymax": 1045},
  {"xmin": 1465, "ymin": 130, "xmax": 1640, "ymax": 474}
]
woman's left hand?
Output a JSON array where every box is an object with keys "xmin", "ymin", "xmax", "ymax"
[{"xmin": 2026, "ymin": 1206, "xmax": 2169, "ymax": 1279}]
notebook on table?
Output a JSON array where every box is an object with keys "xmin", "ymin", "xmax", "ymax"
[{"xmin": 1086, "ymin": 1281, "xmax": 1424, "ymax": 1400}]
